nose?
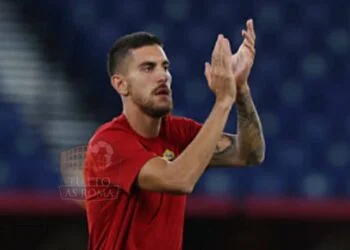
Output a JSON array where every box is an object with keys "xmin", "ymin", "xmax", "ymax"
[{"xmin": 156, "ymin": 69, "xmax": 170, "ymax": 85}]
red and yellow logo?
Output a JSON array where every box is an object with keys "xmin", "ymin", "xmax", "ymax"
[{"xmin": 162, "ymin": 149, "xmax": 175, "ymax": 161}]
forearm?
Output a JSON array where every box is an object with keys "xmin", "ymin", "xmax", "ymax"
[
  {"xmin": 167, "ymin": 100, "xmax": 232, "ymax": 190},
  {"xmin": 236, "ymin": 83, "xmax": 265, "ymax": 165}
]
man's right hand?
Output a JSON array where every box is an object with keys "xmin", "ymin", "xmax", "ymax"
[{"xmin": 205, "ymin": 34, "xmax": 236, "ymax": 106}]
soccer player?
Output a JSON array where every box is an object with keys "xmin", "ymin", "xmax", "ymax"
[{"xmin": 84, "ymin": 19, "xmax": 265, "ymax": 250}]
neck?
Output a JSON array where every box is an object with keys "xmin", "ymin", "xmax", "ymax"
[{"xmin": 123, "ymin": 103, "xmax": 162, "ymax": 138}]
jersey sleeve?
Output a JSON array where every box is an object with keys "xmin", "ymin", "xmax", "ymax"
[{"xmin": 84, "ymin": 129, "xmax": 157, "ymax": 194}]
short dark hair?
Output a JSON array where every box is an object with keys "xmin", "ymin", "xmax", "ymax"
[{"xmin": 107, "ymin": 32, "xmax": 163, "ymax": 77}]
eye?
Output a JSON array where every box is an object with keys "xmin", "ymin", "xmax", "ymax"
[
  {"xmin": 164, "ymin": 64, "xmax": 170, "ymax": 71},
  {"xmin": 143, "ymin": 65, "xmax": 153, "ymax": 72}
]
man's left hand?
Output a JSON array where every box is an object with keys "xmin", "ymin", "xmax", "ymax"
[{"xmin": 231, "ymin": 19, "xmax": 256, "ymax": 88}]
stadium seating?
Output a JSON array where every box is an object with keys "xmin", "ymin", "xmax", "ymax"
[
  {"xmin": 5, "ymin": 0, "xmax": 350, "ymax": 199},
  {"xmin": 0, "ymin": 87, "xmax": 59, "ymax": 190}
]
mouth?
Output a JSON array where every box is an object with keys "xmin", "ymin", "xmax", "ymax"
[{"xmin": 154, "ymin": 88, "xmax": 170, "ymax": 96}]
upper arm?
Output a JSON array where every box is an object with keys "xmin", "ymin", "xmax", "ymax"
[
  {"xmin": 210, "ymin": 133, "xmax": 247, "ymax": 167},
  {"xmin": 85, "ymin": 131, "xmax": 157, "ymax": 194},
  {"xmin": 85, "ymin": 130, "xmax": 190, "ymax": 195},
  {"xmin": 137, "ymin": 157, "xmax": 191, "ymax": 194}
]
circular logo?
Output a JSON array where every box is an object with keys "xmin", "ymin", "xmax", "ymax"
[{"xmin": 88, "ymin": 140, "xmax": 114, "ymax": 170}]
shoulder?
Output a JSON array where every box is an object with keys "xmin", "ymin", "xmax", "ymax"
[
  {"xmin": 166, "ymin": 114, "xmax": 201, "ymax": 127},
  {"xmin": 164, "ymin": 114, "xmax": 202, "ymax": 145},
  {"xmin": 88, "ymin": 114, "xmax": 136, "ymax": 147}
]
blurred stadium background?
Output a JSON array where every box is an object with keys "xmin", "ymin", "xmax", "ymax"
[{"xmin": 1, "ymin": 0, "xmax": 350, "ymax": 249}]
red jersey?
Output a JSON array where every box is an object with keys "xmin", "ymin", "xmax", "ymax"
[{"xmin": 84, "ymin": 114, "xmax": 201, "ymax": 250}]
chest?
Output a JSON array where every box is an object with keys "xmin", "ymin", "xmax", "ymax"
[{"xmin": 138, "ymin": 138, "xmax": 180, "ymax": 162}]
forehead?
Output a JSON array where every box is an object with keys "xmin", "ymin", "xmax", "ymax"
[{"xmin": 129, "ymin": 45, "xmax": 168, "ymax": 64}]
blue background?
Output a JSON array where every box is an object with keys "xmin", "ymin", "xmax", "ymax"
[{"xmin": 1, "ymin": 0, "xmax": 349, "ymax": 201}]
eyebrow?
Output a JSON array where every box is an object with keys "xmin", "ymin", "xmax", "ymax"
[{"xmin": 138, "ymin": 60, "xmax": 170, "ymax": 68}]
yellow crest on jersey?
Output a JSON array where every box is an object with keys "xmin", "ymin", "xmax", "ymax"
[{"xmin": 162, "ymin": 149, "xmax": 175, "ymax": 161}]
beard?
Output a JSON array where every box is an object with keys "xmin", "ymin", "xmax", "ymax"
[{"xmin": 132, "ymin": 94, "xmax": 173, "ymax": 118}]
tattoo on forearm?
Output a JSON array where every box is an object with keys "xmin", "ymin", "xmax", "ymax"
[
  {"xmin": 214, "ymin": 135, "xmax": 235, "ymax": 155},
  {"xmin": 235, "ymin": 89, "xmax": 265, "ymax": 165},
  {"xmin": 212, "ymin": 135, "xmax": 238, "ymax": 165}
]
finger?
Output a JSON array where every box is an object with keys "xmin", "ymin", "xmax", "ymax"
[
  {"xmin": 242, "ymin": 30, "xmax": 255, "ymax": 47},
  {"xmin": 223, "ymin": 37, "xmax": 232, "ymax": 55},
  {"xmin": 250, "ymin": 19, "xmax": 256, "ymax": 40},
  {"xmin": 211, "ymin": 35, "xmax": 220, "ymax": 65},
  {"xmin": 247, "ymin": 19, "xmax": 256, "ymax": 41},
  {"xmin": 212, "ymin": 34, "xmax": 223, "ymax": 66},
  {"xmin": 219, "ymin": 36, "xmax": 228, "ymax": 68},
  {"xmin": 243, "ymin": 39, "xmax": 256, "ymax": 56},
  {"xmin": 219, "ymin": 35, "xmax": 228, "ymax": 67},
  {"xmin": 212, "ymin": 35, "xmax": 224, "ymax": 70},
  {"xmin": 222, "ymin": 38, "xmax": 232, "ymax": 70},
  {"xmin": 213, "ymin": 34, "xmax": 221, "ymax": 55}
]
